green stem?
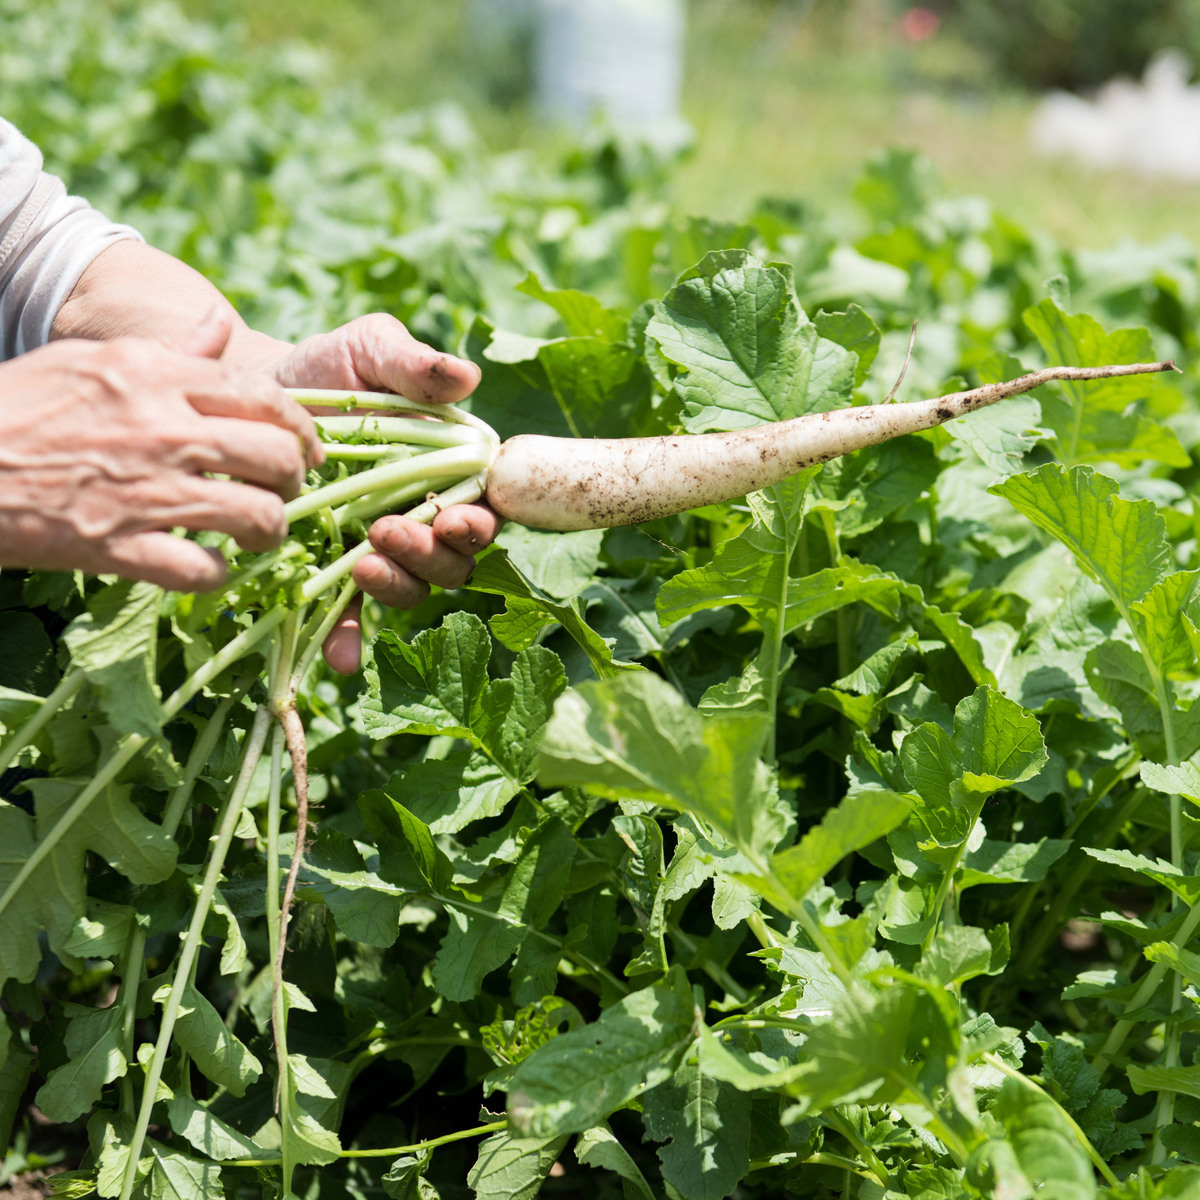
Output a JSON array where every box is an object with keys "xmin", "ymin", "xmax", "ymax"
[
  {"xmin": 1143, "ymin": 649, "xmax": 1181, "ymax": 1148},
  {"xmin": 218, "ymin": 542, "xmax": 309, "ymax": 604},
  {"xmin": 284, "ymin": 443, "xmax": 490, "ymax": 524},
  {"xmin": 334, "ymin": 478, "xmax": 432, "ymax": 527},
  {"xmin": 746, "ymin": 910, "xmax": 779, "ymax": 950},
  {"xmin": 119, "ymin": 706, "xmax": 271, "ymax": 1200},
  {"xmin": 290, "ymin": 580, "xmax": 359, "ymax": 690},
  {"xmin": 713, "ymin": 1014, "xmax": 809, "ymax": 1034},
  {"xmin": 434, "ymin": 893, "xmax": 630, "ymax": 997},
  {"xmin": 1004, "ymin": 754, "xmax": 1140, "ymax": 956},
  {"xmin": 160, "ymin": 693, "xmax": 243, "ymax": 836},
  {"xmin": 319, "ymin": 443, "xmax": 415, "ymax": 462},
  {"xmin": 287, "ymin": 388, "xmax": 500, "ymax": 445},
  {"xmin": 983, "ymin": 1053, "xmax": 1118, "ymax": 1185},
  {"xmin": 821, "ymin": 518, "xmax": 852, "ymax": 680},
  {"xmin": 0, "ymin": 667, "xmax": 84, "ymax": 775},
  {"xmin": 299, "ymin": 474, "xmax": 487, "ymax": 602},
  {"xmin": 264, "ymin": 718, "xmax": 295, "ymax": 1193},
  {"xmin": 0, "ymin": 609, "xmax": 284, "ymax": 930},
  {"xmin": 1093, "ymin": 897, "xmax": 1200, "ymax": 1078},
  {"xmin": 745, "ymin": 847, "xmax": 854, "ymax": 989},
  {"xmin": 669, "ymin": 923, "xmax": 751, "ymax": 1003},
  {"xmin": 795, "ymin": 1153, "xmax": 877, "ymax": 1182},
  {"xmin": 884, "ymin": 1069, "xmax": 972, "ymax": 1166},
  {"xmin": 1154, "ymin": 973, "xmax": 1182, "ymax": 1164},
  {"xmin": 922, "ymin": 812, "xmax": 981, "ymax": 954},
  {"xmin": 116, "ymin": 930, "xmax": 146, "ymax": 1122},
  {"xmin": 1008, "ymin": 785, "xmax": 1145, "ymax": 985},
  {"xmin": 315, "ymin": 414, "xmax": 484, "ymax": 448},
  {"xmin": 823, "ymin": 1109, "xmax": 890, "ymax": 1189},
  {"xmin": 228, "ymin": 1119, "xmax": 508, "ymax": 1168},
  {"xmin": 117, "ymin": 693, "xmax": 241, "ymax": 1120}
]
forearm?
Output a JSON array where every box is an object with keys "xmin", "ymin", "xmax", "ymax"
[{"xmin": 49, "ymin": 239, "xmax": 291, "ymax": 373}]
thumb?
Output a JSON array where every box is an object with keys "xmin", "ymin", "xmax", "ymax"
[{"xmin": 163, "ymin": 304, "xmax": 234, "ymax": 360}]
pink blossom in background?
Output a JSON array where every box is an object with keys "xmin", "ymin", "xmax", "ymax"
[{"xmin": 899, "ymin": 6, "xmax": 940, "ymax": 42}]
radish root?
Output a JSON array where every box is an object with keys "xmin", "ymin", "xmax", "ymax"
[{"xmin": 484, "ymin": 360, "xmax": 1179, "ymax": 531}]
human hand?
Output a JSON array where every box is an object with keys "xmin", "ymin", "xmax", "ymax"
[
  {"xmin": 0, "ymin": 311, "xmax": 322, "ymax": 590},
  {"xmin": 271, "ymin": 314, "xmax": 502, "ymax": 674}
]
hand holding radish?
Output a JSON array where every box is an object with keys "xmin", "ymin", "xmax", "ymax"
[
  {"xmin": 0, "ymin": 318, "xmax": 322, "ymax": 590},
  {"xmin": 268, "ymin": 313, "xmax": 502, "ymax": 674},
  {"xmin": 50, "ymin": 243, "xmax": 500, "ymax": 672}
]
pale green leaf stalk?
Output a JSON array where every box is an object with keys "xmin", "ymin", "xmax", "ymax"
[{"xmin": 120, "ymin": 706, "xmax": 271, "ymax": 1200}]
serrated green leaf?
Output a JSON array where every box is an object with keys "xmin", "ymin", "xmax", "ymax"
[
  {"xmin": 949, "ymin": 375, "xmax": 1047, "ymax": 477},
  {"xmin": 976, "ymin": 1074, "xmax": 1097, "ymax": 1200},
  {"xmin": 1142, "ymin": 760, "xmax": 1200, "ymax": 801},
  {"xmin": 1083, "ymin": 847, "xmax": 1200, "ymax": 905},
  {"xmin": 382, "ymin": 1155, "xmax": 441, "ymax": 1200},
  {"xmin": 574, "ymin": 1124, "xmax": 656, "ymax": 1200},
  {"xmin": 901, "ymin": 686, "xmax": 1046, "ymax": 846},
  {"xmin": 62, "ymin": 580, "xmax": 164, "ymax": 739},
  {"xmin": 1128, "ymin": 1063, "xmax": 1200, "ymax": 1102},
  {"xmin": 300, "ymin": 827, "xmax": 405, "ymax": 947},
  {"xmin": 758, "ymin": 789, "xmax": 912, "ymax": 909},
  {"xmin": 465, "ymin": 549, "xmax": 638, "ymax": 679},
  {"xmin": 468, "ymin": 1129, "xmax": 569, "ymax": 1200},
  {"xmin": 785, "ymin": 984, "xmax": 918, "ymax": 1115},
  {"xmin": 474, "ymin": 320, "xmax": 651, "ymax": 441},
  {"xmin": 1027, "ymin": 1025, "xmax": 1138, "ymax": 1161},
  {"xmin": 363, "ymin": 612, "xmax": 492, "ymax": 742},
  {"xmin": 1131, "ymin": 570, "xmax": 1200, "ymax": 677},
  {"xmin": 646, "ymin": 250, "xmax": 855, "ymax": 433},
  {"xmin": 813, "ymin": 304, "xmax": 881, "ymax": 387},
  {"xmin": 517, "ymin": 272, "xmax": 628, "ymax": 342},
  {"xmin": 1023, "ymin": 299, "xmax": 1183, "ymax": 470},
  {"xmin": 169, "ymin": 985, "xmax": 261, "ymax": 1097},
  {"xmin": 537, "ymin": 672, "xmax": 774, "ymax": 858},
  {"xmin": 952, "ymin": 686, "xmax": 1048, "ymax": 792},
  {"xmin": 63, "ymin": 899, "xmax": 136, "ymax": 960},
  {"xmin": 992, "ymin": 464, "xmax": 1168, "ymax": 613},
  {"xmin": 360, "ymin": 790, "xmax": 453, "ymax": 896},
  {"xmin": 0, "ymin": 1024, "xmax": 31, "ymax": 1151},
  {"xmin": 958, "ymin": 838, "xmax": 1071, "ymax": 887},
  {"xmin": 146, "ymin": 1143, "xmax": 223, "ymax": 1200},
  {"xmin": 919, "ymin": 925, "xmax": 1006, "ymax": 987},
  {"xmin": 433, "ymin": 818, "xmax": 575, "ymax": 1001},
  {"xmin": 642, "ymin": 1054, "xmax": 750, "ymax": 1200},
  {"xmin": 0, "ymin": 772, "xmax": 177, "ymax": 983},
  {"xmin": 506, "ymin": 969, "xmax": 698, "ymax": 1137},
  {"xmin": 390, "ymin": 753, "xmax": 518, "ymax": 837},
  {"xmin": 35, "ymin": 1004, "xmax": 125, "ymax": 1123},
  {"xmin": 613, "ymin": 814, "xmax": 668, "ymax": 977},
  {"xmin": 494, "ymin": 526, "xmax": 605, "ymax": 600},
  {"xmin": 165, "ymin": 1091, "xmax": 262, "ymax": 1162},
  {"xmin": 207, "ymin": 886, "xmax": 246, "ymax": 976},
  {"xmin": 283, "ymin": 1100, "xmax": 342, "ymax": 1166}
]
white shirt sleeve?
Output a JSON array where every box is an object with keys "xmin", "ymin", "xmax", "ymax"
[{"xmin": 0, "ymin": 117, "xmax": 143, "ymax": 361}]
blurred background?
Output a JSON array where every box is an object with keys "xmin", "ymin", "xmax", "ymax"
[{"xmin": 182, "ymin": 0, "xmax": 1200, "ymax": 247}]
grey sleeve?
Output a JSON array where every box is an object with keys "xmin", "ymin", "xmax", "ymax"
[{"xmin": 0, "ymin": 117, "xmax": 143, "ymax": 361}]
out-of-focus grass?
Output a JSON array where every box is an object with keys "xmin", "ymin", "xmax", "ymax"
[
  {"xmin": 679, "ymin": 1, "xmax": 1200, "ymax": 248},
  {"xmin": 185, "ymin": 0, "xmax": 1200, "ymax": 249}
]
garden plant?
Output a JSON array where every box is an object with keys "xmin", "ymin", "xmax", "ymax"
[{"xmin": 6, "ymin": 3, "xmax": 1200, "ymax": 1199}]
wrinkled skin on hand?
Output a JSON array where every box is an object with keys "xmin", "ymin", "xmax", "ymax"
[
  {"xmin": 271, "ymin": 313, "xmax": 503, "ymax": 675},
  {"xmin": 0, "ymin": 314, "xmax": 321, "ymax": 591}
]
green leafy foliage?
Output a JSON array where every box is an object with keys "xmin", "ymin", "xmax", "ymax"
[{"xmin": 6, "ymin": 1, "xmax": 1200, "ymax": 1197}]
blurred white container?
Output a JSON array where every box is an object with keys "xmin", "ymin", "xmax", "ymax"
[
  {"xmin": 1032, "ymin": 50, "xmax": 1200, "ymax": 181},
  {"xmin": 535, "ymin": 0, "xmax": 686, "ymax": 129}
]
